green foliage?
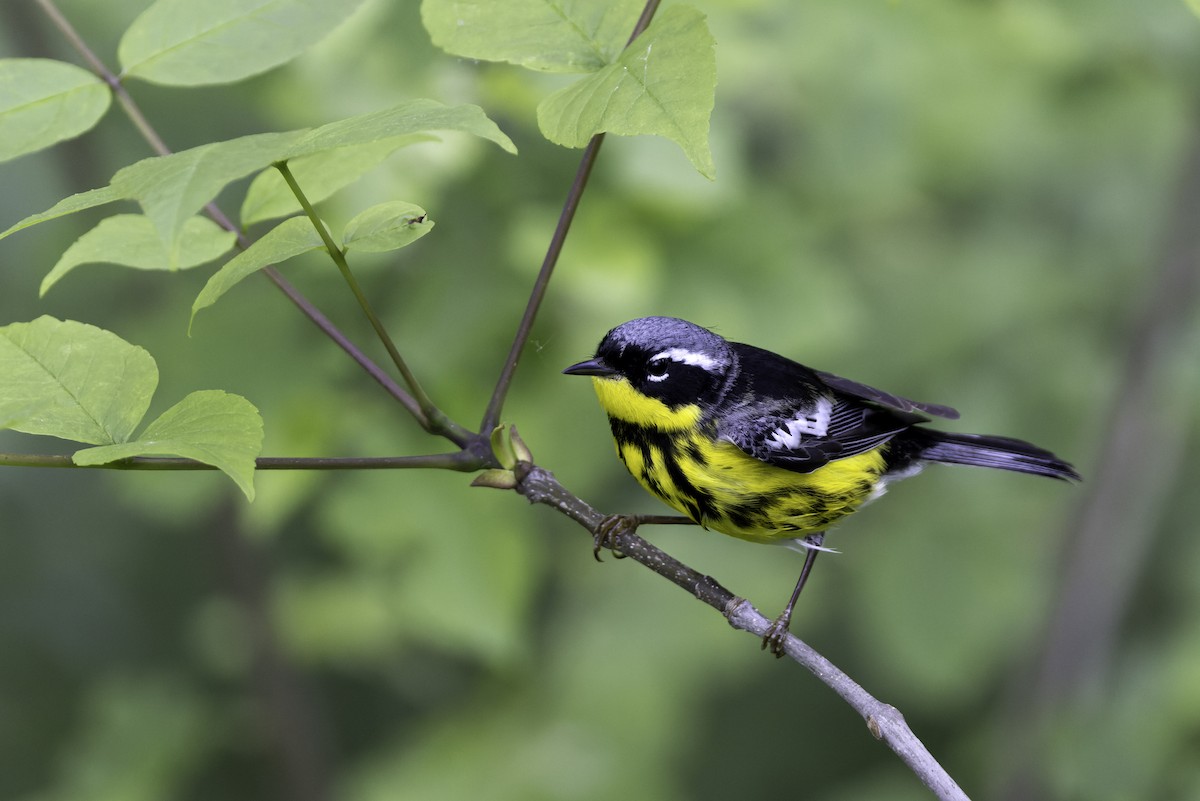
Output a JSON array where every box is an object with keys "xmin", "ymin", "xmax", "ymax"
[
  {"xmin": 74, "ymin": 390, "xmax": 263, "ymax": 501},
  {"xmin": 119, "ymin": 0, "xmax": 370, "ymax": 86},
  {"xmin": 421, "ymin": 0, "xmax": 645, "ymax": 72},
  {"xmin": 0, "ymin": 316, "xmax": 157, "ymax": 445},
  {"xmin": 0, "ymin": 99, "xmax": 513, "ymax": 269},
  {"xmin": 191, "ymin": 216, "xmax": 327, "ymax": 321},
  {"xmin": 41, "ymin": 215, "xmax": 235, "ymax": 296},
  {"xmin": 240, "ymin": 135, "xmax": 436, "ymax": 226},
  {"xmin": 342, "ymin": 201, "xmax": 433, "ymax": 253},
  {"xmin": 423, "ymin": 0, "xmax": 717, "ymax": 177},
  {"xmin": 0, "ymin": 317, "xmax": 262, "ymax": 497},
  {"xmin": 1, "ymin": 131, "xmax": 304, "ymax": 261},
  {"xmin": 537, "ymin": 5, "xmax": 716, "ymax": 178},
  {"xmin": 2, "ymin": 0, "xmax": 1199, "ymax": 800},
  {"xmin": 0, "ymin": 58, "xmax": 111, "ymax": 163}
]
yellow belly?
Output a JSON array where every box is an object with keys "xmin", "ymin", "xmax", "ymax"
[
  {"xmin": 618, "ymin": 431, "xmax": 886, "ymax": 543},
  {"xmin": 591, "ymin": 374, "xmax": 886, "ymax": 542}
]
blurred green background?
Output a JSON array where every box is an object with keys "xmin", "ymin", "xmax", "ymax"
[{"xmin": 2, "ymin": 1, "xmax": 1199, "ymax": 799}]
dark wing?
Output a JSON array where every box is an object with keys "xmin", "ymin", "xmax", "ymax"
[
  {"xmin": 814, "ymin": 370, "xmax": 960, "ymax": 420},
  {"xmin": 719, "ymin": 395, "xmax": 925, "ymax": 475},
  {"xmin": 717, "ymin": 343, "xmax": 940, "ymax": 474}
]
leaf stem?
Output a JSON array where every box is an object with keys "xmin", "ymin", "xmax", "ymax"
[
  {"xmin": 274, "ymin": 162, "xmax": 470, "ymax": 445},
  {"xmin": 480, "ymin": 0, "xmax": 664, "ymax": 434}
]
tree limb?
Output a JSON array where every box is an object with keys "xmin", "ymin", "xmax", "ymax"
[{"xmin": 514, "ymin": 464, "xmax": 971, "ymax": 801}]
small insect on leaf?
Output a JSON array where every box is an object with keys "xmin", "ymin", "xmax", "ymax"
[{"xmin": 341, "ymin": 201, "xmax": 433, "ymax": 253}]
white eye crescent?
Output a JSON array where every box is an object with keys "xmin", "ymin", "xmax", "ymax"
[{"xmin": 646, "ymin": 359, "xmax": 670, "ymax": 382}]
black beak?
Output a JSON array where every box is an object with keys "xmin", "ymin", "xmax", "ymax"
[{"xmin": 563, "ymin": 357, "xmax": 619, "ymax": 377}]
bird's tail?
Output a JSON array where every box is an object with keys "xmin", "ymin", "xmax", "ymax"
[{"xmin": 916, "ymin": 431, "xmax": 1080, "ymax": 481}]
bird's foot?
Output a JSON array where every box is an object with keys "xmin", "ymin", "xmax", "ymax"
[
  {"xmin": 593, "ymin": 514, "xmax": 634, "ymax": 561},
  {"xmin": 760, "ymin": 612, "xmax": 793, "ymax": 659}
]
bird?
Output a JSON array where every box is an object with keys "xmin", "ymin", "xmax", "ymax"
[{"xmin": 563, "ymin": 316, "xmax": 1079, "ymax": 656}]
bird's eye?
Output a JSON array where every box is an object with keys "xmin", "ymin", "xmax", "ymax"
[{"xmin": 646, "ymin": 358, "xmax": 670, "ymax": 382}]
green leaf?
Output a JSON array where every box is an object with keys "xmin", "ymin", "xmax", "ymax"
[
  {"xmin": 119, "ymin": 0, "xmax": 369, "ymax": 86},
  {"xmin": 0, "ymin": 185, "xmax": 123, "ymax": 241},
  {"xmin": 0, "ymin": 130, "xmax": 304, "ymax": 257},
  {"xmin": 110, "ymin": 131, "xmax": 306, "ymax": 259},
  {"xmin": 537, "ymin": 6, "xmax": 716, "ymax": 178},
  {"xmin": 342, "ymin": 202, "xmax": 433, "ymax": 253},
  {"xmin": 0, "ymin": 58, "xmax": 111, "ymax": 163},
  {"xmin": 285, "ymin": 99, "xmax": 516, "ymax": 158},
  {"xmin": 0, "ymin": 316, "xmax": 157, "ymax": 445},
  {"xmin": 191, "ymin": 216, "xmax": 326, "ymax": 325},
  {"xmin": 240, "ymin": 135, "xmax": 437, "ymax": 227},
  {"xmin": 41, "ymin": 215, "xmax": 236, "ymax": 296},
  {"xmin": 421, "ymin": 0, "xmax": 644, "ymax": 72},
  {"xmin": 73, "ymin": 390, "xmax": 264, "ymax": 501},
  {"xmin": 0, "ymin": 100, "xmax": 512, "ymax": 251}
]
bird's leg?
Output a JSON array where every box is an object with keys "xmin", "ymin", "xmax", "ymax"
[{"xmin": 762, "ymin": 534, "xmax": 824, "ymax": 658}]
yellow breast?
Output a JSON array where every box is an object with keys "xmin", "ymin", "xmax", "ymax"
[
  {"xmin": 591, "ymin": 376, "xmax": 702, "ymax": 431},
  {"xmin": 592, "ymin": 374, "xmax": 887, "ymax": 543}
]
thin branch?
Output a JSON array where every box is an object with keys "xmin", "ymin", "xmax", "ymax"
[
  {"xmin": 514, "ymin": 465, "xmax": 970, "ymax": 801},
  {"xmin": 480, "ymin": 0, "xmax": 664, "ymax": 434},
  {"xmin": 273, "ymin": 162, "xmax": 469, "ymax": 443},
  {"xmin": 625, "ymin": 0, "xmax": 665, "ymax": 45},
  {"xmin": 481, "ymin": 135, "xmax": 605, "ymax": 433},
  {"xmin": 34, "ymin": 0, "xmax": 171, "ymax": 156},
  {"xmin": 0, "ymin": 452, "xmax": 483, "ymax": 471},
  {"xmin": 258, "ymin": 265, "xmax": 432, "ymax": 422}
]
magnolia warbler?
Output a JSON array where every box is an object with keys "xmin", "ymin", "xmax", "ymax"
[{"xmin": 564, "ymin": 316, "xmax": 1078, "ymax": 656}]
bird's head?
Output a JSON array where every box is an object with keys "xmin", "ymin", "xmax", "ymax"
[{"xmin": 564, "ymin": 317, "xmax": 733, "ymax": 423}]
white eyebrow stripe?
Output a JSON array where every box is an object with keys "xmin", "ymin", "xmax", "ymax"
[{"xmin": 651, "ymin": 347, "xmax": 722, "ymax": 372}]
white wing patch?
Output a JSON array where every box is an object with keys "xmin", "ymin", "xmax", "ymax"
[
  {"xmin": 765, "ymin": 396, "xmax": 833, "ymax": 450},
  {"xmin": 651, "ymin": 347, "xmax": 723, "ymax": 373}
]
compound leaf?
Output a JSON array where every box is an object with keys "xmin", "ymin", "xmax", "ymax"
[
  {"xmin": 73, "ymin": 390, "xmax": 264, "ymax": 500},
  {"xmin": 0, "ymin": 58, "xmax": 111, "ymax": 163},
  {"xmin": 41, "ymin": 214, "xmax": 236, "ymax": 296},
  {"xmin": 191, "ymin": 216, "xmax": 326, "ymax": 325},
  {"xmin": 421, "ymin": 0, "xmax": 644, "ymax": 72},
  {"xmin": 240, "ymin": 135, "xmax": 437, "ymax": 227},
  {"xmin": 537, "ymin": 5, "xmax": 716, "ymax": 178},
  {"xmin": 285, "ymin": 100, "xmax": 516, "ymax": 158},
  {"xmin": 119, "ymin": 0, "xmax": 369, "ymax": 86},
  {"xmin": 0, "ymin": 185, "xmax": 125, "ymax": 241},
  {"xmin": 0, "ymin": 316, "xmax": 157, "ymax": 445},
  {"xmin": 0, "ymin": 100, "xmax": 512, "ymax": 253}
]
